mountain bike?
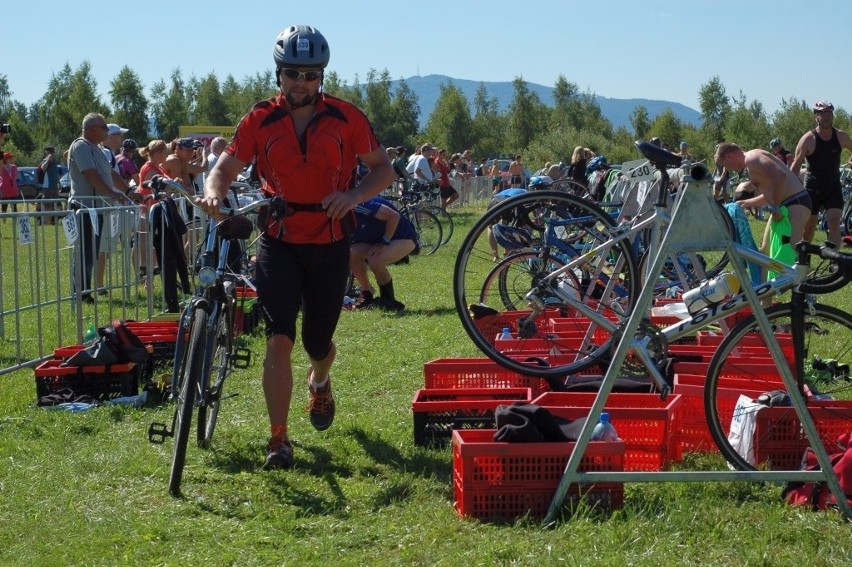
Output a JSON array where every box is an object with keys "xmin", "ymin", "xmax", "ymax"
[{"xmin": 146, "ymin": 176, "xmax": 285, "ymax": 496}]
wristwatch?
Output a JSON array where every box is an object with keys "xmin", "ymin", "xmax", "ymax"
[{"xmin": 381, "ymin": 236, "xmax": 392, "ymax": 245}]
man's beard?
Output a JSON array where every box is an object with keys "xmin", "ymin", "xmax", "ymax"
[{"xmin": 285, "ymin": 90, "xmax": 317, "ymax": 109}]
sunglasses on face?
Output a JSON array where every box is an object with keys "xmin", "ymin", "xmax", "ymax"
[{"xmin": 280, "ymin": 68, "xmax": 323, "ymax": 82}]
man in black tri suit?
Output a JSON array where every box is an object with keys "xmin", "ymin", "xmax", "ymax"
[{"xmin": 791, "ymin": 100, "xmax": 852, "ymax": 247}]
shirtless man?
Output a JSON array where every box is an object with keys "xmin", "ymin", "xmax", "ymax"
[
  {"xmin": 508, "ymin": 155, "xmax": 525, "ymax": 187},
  {"xmin": 790, "ymin": 100, "xmax": 852, "ymax": 247},
  {"xmin": 714, "ymin": 142, "xmax": 812, "ymax": 247}
]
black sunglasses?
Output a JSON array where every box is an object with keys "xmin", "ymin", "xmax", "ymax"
[{"xmin": 280, "ymin": 68, "xmax": 323, "ymax": 82}]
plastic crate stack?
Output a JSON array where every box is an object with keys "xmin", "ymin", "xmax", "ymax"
[
  {"xmin": 671, "ymin": 329, "xmax": 852, "ymax": 467},
  {"xmin": 35, "ymin": 345, "xmax": 141, "ymax": 405},
  {"xmin": 234, "ymin": 287, "xmax": 261, "ymax": 336}
]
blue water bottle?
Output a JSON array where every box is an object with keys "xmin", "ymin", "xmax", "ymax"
[{"xmin": 590, "ymin": 412, "xmax": 621, "ymax": 441}]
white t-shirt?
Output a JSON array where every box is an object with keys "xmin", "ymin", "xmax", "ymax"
[{"xmin": 406, "ymin": 154, "xmax": 433, "ymax": 182}]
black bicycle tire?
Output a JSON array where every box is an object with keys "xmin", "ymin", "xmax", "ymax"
[
  {"xmin": 454, "ymin": 190, "xmax": 640, "ymax": 380},
  {"xmin": 479, "ymin": 250, "xmax": 569, "ymax": 311},
  {"xmin": 550, "ymin": 178, "xmax": 592, "ymax": 200},
  {"xmin": 413, "ymin": 208, "xmax": 442, "ymax": 255},
  {"xmin": 429, "ymin": 206, "xmax": 454, "ymax": 245},
  {"xmin": 199, "ymin": 301, "xmax": 233, "ymax": 448},
  {"xmin": 168, "ymin": 307, "xmax": 208, "ymax": 496},
  {"xmin": 703, "ymin": 302, "xmax": 852, "ymax": 471}
]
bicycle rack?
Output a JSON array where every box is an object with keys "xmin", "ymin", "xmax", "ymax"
[{"xmin": 543, "ymin": 174, "xmax": 852, "ymax": 525}]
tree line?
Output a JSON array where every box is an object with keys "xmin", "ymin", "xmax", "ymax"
[{"xmin": 1, "ymin": 63, "xmax": 849, "ymax": 170}]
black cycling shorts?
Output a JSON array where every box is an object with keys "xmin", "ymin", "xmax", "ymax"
[
  {"xmin": 806, "ymin": 185, "xmax": 843, "ymax": 214},
  {"xmin": 255, "ymin": 236, "xmax": 349, "ymax": 360}
]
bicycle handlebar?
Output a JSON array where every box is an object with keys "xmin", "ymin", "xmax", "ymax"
[
  {"xmin": 143, "ymin": 175, "xmax": 275, "ymax": 217},
  {"xmin": 796, "ymin": 241, "xmax": 852, "ymax": 272}
]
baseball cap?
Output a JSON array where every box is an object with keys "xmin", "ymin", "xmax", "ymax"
[
  {"xmin": 421, "ymin": 143, "xmax": 435, "ymax": 152},
  {"xmin": 122, "ymin": 139, "xmax": 138, "ymax": 151},
  {"xmin": 107, "ymin": 123, "xmax": 129, "ymax": 136},
  {"xmin": 175, "ymin": 138, "xmax": 195, "ymax": 149},
  {"xmin": 2, "ymin": 152, "xmax": 13, "ymax": 160}
]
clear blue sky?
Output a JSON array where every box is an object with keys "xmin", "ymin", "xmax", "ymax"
[{"xmin": 3, "ymin": 0, "xmax": 850, "ymax": 118}]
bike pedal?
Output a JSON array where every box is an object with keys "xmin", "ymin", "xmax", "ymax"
[
  {"xmin": 148, "ymin": 422, "xmax": 172, "ymax": 444},
  {"xmin": 231, "ymin": 347, "xmax": 251, "ymax": 369}
]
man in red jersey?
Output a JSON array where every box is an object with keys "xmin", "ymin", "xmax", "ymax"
[{"xmin": 200, "ymin": 25, "xmax": 394, "ymax": 470}]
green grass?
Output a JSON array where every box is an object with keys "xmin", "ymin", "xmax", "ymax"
[{"xmin": 1, "ymin": 204, "xmax": 851, "ymax": 566}]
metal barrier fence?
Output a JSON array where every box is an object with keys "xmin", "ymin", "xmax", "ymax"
[
  {"xmin": 0, "ymin": 179, "xmax": 491, "ymax": 375},
  {"xmin": 0, "ymin": 196, "xmax": 211, "ymax": 375}
]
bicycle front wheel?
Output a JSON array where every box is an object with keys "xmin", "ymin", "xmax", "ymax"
[
  {"xmin": 413, "ymin": 208, "xmax": 442, "ymax": 255},
  {"xmin": 169, "ymin": 306, "xmax": 208, "ymax": 496},
  {"xmin": 704, "ymin": 302, "xmax": 852, "ymax": 471},
  {"xmin": 198, "ymin": 300, "xmax": 233, "ymax": 449},
  {"xmin": 454, "ymin": 190, "xmax": 640, "ymax": 383}
]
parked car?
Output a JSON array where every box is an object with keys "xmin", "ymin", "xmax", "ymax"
[
  {"xmin": 15, "ymin": 167, "xmax": 41, "ymax": 199},
  {"xmin": 59, "ymin": 172, "xmax": 71, "ymax": 195}
]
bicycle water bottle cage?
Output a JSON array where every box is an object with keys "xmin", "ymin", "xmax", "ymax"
[{"xmin": 634, "ymin": 141, "xmax": 682, "ymax": 169}]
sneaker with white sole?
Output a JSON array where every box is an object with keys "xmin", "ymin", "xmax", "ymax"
[{"xmin": 308, "ymin": 378, "xmax": 335, "ymax": 431}]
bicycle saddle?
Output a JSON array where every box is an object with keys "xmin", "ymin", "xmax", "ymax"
[{"xmin": 634, "ymin": 141, "xmax": 683, "ymax": 168}]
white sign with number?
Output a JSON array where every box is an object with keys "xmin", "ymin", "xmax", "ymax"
[
  {"xmin": 63, "ymin": 214, "xmax": 78, "ymax": 245},
  {"xmin": 17, "ymin": 216, "xmax": 33, "ymax": 244},
  {"xmin": 621, "ymin": 159, "xmax": 655, "ymax": 183}
]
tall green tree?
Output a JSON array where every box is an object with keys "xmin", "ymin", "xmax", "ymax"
[
  {"xmin": 109, "ymin": 66, "xmax": 149, "ymax": 142},
  {"xmin": 424, "ymin": 82, "xmax": 473, "ymax": 153},
  {"xmin": 150, "ymin": 69, "xmax": 189, "ymax": 141},
  {"xmin": 630, "ymin": 105, "xmax": 651, "ymax": 140},
  {"xmin": 506, "ymin": 77, "xmax": 547, "ymax": 153},
  {"xmin": 362, "ymin": 69, "xmax": 394, "ymax": 143},
  {"xmin": 648, "ymin": 108, "xmax": 683, "ymax": 149},
  {"xmin": 194, "ymin": 73, "xmax": 229, "ymax": 126},
  {"xmin": 470, "ymin": 82, "xmax": 504, "ymax": 159},
  {"xmin": 699, "ymin": 76, "xmax": 730, "ymax": 143},
  {"xmin": 724, "ymin": 92, "xmax": 772, "ymax": 151},
  {"xmin": 771, "ymin": 97, "xmax": 813, "ymax": 154},
  {"xmin": 387, "ymin": 78, "xmax": 419, "ymax": 149}
]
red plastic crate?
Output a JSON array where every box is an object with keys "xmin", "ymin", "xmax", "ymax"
[
  {"xmin": 532, "ymin": 392, "xmax": 683, "ymax": 471},
  {"xmin": 452, "ymin": 429, "xmax": 624, "ymax": 520},
  {"xmin": 34, "ymin": 359, "xmax": 138, "ymax": 404},
  {"xmin": 471, "ymin": 309, "xmax": 560, "ymax": 342},
  {"xmin": 673, "ymin": 373, "xmax": 783, "ymax": 453},
  {"xmin": 423, "ymin": 358, "xmax": 551, "ymax": 397},
  {"xmin": 753, "ymin": 401, "xmax": 852, "ymax": 470},
  {"xmin": 412, "ymin": 387, "xmax": 532, "ymax": 447}
]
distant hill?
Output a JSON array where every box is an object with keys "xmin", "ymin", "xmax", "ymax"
[{"xmin": 392, "ymin": 74, "xmax": 702, "ymax": 132}]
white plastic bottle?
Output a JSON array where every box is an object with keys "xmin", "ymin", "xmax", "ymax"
[
  {"xmin": 498, "ymin": 326, "xmax": 513, "ymax": 340},
  {"xmin": 682, "ymin": 272, "xmax": 740, "ymax": 314},
  {"xmin": 590, "ymin": 412, "xmax": 621, "ymax": 441}
]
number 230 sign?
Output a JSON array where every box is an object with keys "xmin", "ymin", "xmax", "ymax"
[{"xmin": 621, "ymin": 159, "xmax": 655, "ymax": 182}]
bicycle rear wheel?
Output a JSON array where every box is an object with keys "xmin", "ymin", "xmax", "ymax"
[
  {"xmin": 413, "ymin": 208, "xmax": 442, "ymax": 255},
  {"xmin": 169, "ymin": 306, "xmax": 208, "ymax": 496},
  {"xmin": 198, "ymin": 300, "xmax": 233, "ymax": 449},
  {"xmin": 704, "ymin": 302, "xmax": 852, "ymax": 471},
  {"xmin": 454, "ymin": 190, "xmax": 640, "ymax": 383}
]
